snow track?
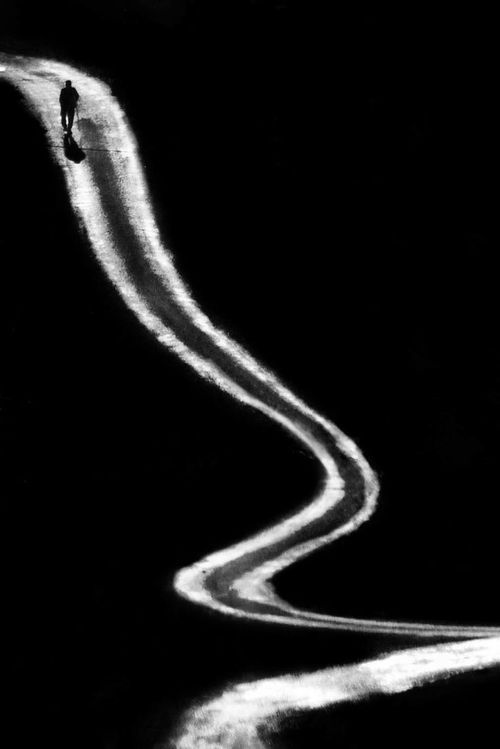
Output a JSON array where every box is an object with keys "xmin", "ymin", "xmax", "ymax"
[{"xmin": 2, "ymin": 51, "xmax": 499, "ymax": 749}]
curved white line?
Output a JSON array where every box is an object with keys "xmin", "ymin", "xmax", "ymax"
[
  {"xmin": 173, "ymin": 637, "xmax": 500, "ymax": 748},
  {"xmin": 2, "ymin": 51, "xmax": 499, "ymax": 747}
]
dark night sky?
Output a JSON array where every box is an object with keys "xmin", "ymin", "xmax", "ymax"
[{"xmin": 1, "ymin": 4, "xmax": 499, "ymax": 748}]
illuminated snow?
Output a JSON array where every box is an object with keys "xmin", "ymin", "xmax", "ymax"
[{"xmin": 2, "ymin": 50, "xmax": 500, "ymax": 749}]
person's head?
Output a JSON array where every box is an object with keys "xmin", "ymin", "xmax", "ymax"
[{"xmin": 65, "ymin": 80, "xmax": 72, "ymax": 87}]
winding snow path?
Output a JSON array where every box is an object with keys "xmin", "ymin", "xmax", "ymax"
[{"xmin": 2, "ymin": 52, "xmax": 500, "ymax": 748}]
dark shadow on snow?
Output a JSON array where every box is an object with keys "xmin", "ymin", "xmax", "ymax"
[
  {"xmin": 76, "ymin": 117, "xmax": 101, "ymax": 148},
  {"xmin": 63, "ymin": 132, "xmax": 86, "ymax": 163}
]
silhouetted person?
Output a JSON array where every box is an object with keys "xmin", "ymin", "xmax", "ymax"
[{"xmin": 60, "ymin": 80, "xmax": 79, "ymax": 132}]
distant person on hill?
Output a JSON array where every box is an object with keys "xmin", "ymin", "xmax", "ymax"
[{"xmin": 59, "ymin": 80, "xmax": 79, "ymax": 132}]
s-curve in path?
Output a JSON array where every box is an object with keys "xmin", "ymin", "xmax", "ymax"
[{"xmin": 2, "ymin": 52, "xmax": 500, "ymax": 748}]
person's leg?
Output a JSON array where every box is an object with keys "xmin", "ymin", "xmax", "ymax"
[
  {"xmin": 67, "ymin": 107, "xmax": 75, "ymax": 131},
  {"xmin": 61, "ymin": 107, "xmax": 67, "ymax": 130}
]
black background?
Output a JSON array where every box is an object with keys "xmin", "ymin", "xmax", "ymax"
[{"xmin": 1, "ymin": 3, "xmax": 499, "ymax": 747}]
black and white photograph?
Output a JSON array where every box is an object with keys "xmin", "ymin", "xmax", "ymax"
[{"xmin": 1, "ymin": 4, "xmax": 499, "ymax": 748}]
